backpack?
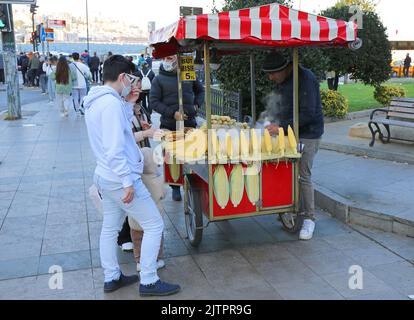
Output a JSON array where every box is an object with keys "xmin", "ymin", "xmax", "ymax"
[{"xmin": 140, "ymin": 69, "xmax": 152, "ymax": 91}]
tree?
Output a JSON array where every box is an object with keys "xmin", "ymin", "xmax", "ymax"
[
  {"xmin": 215, "ymin": 0, "xmax": 294, "ymax": 118},
  {"xmin": 335, "ymin": 0, "xmax": 377, "ymax": 12},
  {"xmin": 319, "ymin": 5, "xmax": 392, "ymax": 90}
]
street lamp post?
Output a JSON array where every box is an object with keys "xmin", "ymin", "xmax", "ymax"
[{"xmin": 86, "ymin": 0, "xmax": 89, "ymax": 52}]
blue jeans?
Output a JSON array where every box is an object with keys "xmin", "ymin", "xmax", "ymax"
[
  {"xmin": 93, "ymin": 175, "xmax": 164, "ymax": 285},
  {"xmin": 47, "ymin": 77, "xmax": 56, "ymax": 101}
]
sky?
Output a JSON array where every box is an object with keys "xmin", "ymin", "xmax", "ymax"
[{"xmin": 33, "ymin": 0, "xmax": 412, "ymax": 40}]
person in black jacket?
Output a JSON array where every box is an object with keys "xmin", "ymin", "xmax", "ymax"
[
  {"xmin": 150, "ymin": 55, "xmax": 205, "ymax": 201},
  {"xmin": 89, "ymin": 52, "xmax": 100, "ymax": 83},
  {"xmin": 263, "ymin": 51, "xmax": 324, "ymax": 241},
  {"xmin": 19, "ymin": 53, "xmax": 29, "ymax": 85}
]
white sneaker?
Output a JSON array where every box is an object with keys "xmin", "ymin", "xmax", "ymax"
[
  {"xmin": 299, "ymin": 219, "xmax": 315, "ymax": 240},
  {"xmin": 137, "ymin": 259, "xmax": 166, "ymax": 272},
  {"xmin": 121, "ymin": 242, "xmax": 134, "ymax": 252}
]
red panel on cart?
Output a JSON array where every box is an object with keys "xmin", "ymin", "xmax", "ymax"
[
  {"xmin": 212, "ymin": 164, "xmax": 256, "ymax": 217},
  {"xmin": 261, "ymin": 161, "xmax": 293, "ymax": 207},
  {"xmin": 164, "ymin": 162, "xmax": 184, "ymax": 185}
]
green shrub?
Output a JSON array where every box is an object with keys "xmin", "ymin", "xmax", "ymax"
[
  {"xmin": 320, "ymin": 89, "xmax": 349, "ymax": 118},
  {"xmin": 373, "ymin": 85, "xmax": 406, "ymax": 106}
]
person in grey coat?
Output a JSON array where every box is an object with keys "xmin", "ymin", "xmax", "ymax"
[{"xmin": 149, "ymin": 55, "xmax": 205, "ymax": 201}]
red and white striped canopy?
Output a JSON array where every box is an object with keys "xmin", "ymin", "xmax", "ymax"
[{"xmin": 149, "ymin": 2, "xmax": 357, "ymax": 58}]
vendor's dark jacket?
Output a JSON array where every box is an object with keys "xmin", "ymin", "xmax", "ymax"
[
  {"xmin": 150, "ymin": 65, "xmax": 205, "ymax": 130},
  {"xmin": 270, "ymin": 65, "xmax": 324, "ymax": 139}
]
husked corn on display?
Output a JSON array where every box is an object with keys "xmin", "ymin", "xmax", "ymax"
[
  {"xmin": 164, "ymin": 129, "xmax": 207, "ymax": 161},
  {"xmin": 229, "ymin": 164, "xmax": 244, "ymax": 207},
  {"xmin": 278, "ymin": 127, "xmax": 285, "ymax": 157},
  {"xmin": 263, "ymin": 128, "xmax": 272, "ymax": 155},
  {"xmin": 213, "ymin": 165, "xmax": 230, "ymax": 209},
  {"xmin": 287, "ymin": 125, "xmax": 298, "ymax": 155},
  {"xmin": 209, "ymin": 129, "xmax": 219, "ymax": 161},
  {"xmin": 240, "ymin": 130, "xmax": 250, "ymax": 158},
  {"xmin": 244, "ymin": 164, "xmax": 260, "ymax": 205},
  {"xmin": 163, "ymin": 124, "xmax": 300, "ymax": 163},
  {"xmin": 250, "ymin": 128, "xmax": 260, "ymax": 156}
]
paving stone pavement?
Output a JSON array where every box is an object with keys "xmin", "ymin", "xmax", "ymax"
[{"xmin": 0, "ymin": 101, "xmax": 413, "ymax": 300}]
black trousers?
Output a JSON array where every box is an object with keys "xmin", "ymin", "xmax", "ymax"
[
  {"xmin": 117, "ymin": 217, "xmax": 132, "ymax": 246},
  {"xmin": 403, "ymin": 66, "xmax": 410, "ymax": 77},
  {"xmin": 0, "ymin": 69, "xmax": 4, "ymax": 84},
  {"xmin": 21, "ymin": 69, "xmax": 27, "ymax": 84},
  {"xmin": 91, "ymin": 69, "xmax": 99, "ymax": 82}
]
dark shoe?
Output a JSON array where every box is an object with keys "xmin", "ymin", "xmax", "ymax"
[
  {"xmin": 103, "ymin": 273, "xmax": 139, "ymax": 293},
  {"xmin": 172, "ymin": 188, "xmax": 182, "ymax": 201},
  {"xmin": 139, "ymin": 280, "xmax": 181, "ymax": 297}
]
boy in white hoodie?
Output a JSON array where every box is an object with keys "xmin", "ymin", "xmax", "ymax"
[{"xmin": 83, "ymin": 55, "xmax": 180, "ymax": 296}]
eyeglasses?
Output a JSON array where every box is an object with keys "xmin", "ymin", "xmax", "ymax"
[{"xmin": 124, "ymin": 73, "xmax": 141, "ymax": 86}]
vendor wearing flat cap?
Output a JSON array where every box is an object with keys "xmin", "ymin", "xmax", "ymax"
[{"xmin": 263, "ymin": 51, "xmax": 324, "ymax": 241}]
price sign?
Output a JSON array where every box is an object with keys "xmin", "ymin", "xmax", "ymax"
[{"xmin": 180, "ymin": 56, "xmax": 196, "ymax": 81}]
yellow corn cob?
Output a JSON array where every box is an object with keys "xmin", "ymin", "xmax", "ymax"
[
  {"xmin": 213, "ymin": 165, "xmax": 229, "ymax": 209},
  {"xmin": 169, "ymin": 161, "xmax": 180, "ymax": 182},
  {"xmin": 250, "ymin": 128, "xmax": 260, "ymax": 156},
  {"xmin": 278, "ymin": 127, "xmax": 285, "ymax": 157},
  {"xmin": 263, "ymin": 128, "xmax": 272, "ymax": 155},
  {"xmin": 209, "ymin": 129, "xmax": 219, "ymax": 161},
  {"xmin": 244, "ymin": 164, "xmax": 260, "ymax": 205},
  {"xmin": 287, "ymin": 125, "xmax": 298, "ymax": 154},
  {"xmin": 229, "ymin": 164, "xmax": 244, "ymax": 207},
  {"xmin": 239, "ymin": 130, "xmax": 250, "ymax": 159},
  {"xmin": 184, "ymin": 129, "xmax": 207, "ymax": 160},
  {"xmin": 226, "ymin": 132, "xmax": 233, "ymax": 159}
]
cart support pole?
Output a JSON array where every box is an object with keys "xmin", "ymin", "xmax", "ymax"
[
  {"xmin": 204, "ymin": 41, "xmax": 214, "ymax": 219},
  {"xmin": 293, "ymin": 47, "xmax": 300, "ymax": 213},
  {"xmin": 176, "ymin": 52, "xmax": 185, "ymax": 131},
  {"xmin": 250, "ymin": 53, "xmax": 256, "ymax": 125},
  {"xmin": 293, "ymin": 48, "xmax": 299, "ymax": 140}
]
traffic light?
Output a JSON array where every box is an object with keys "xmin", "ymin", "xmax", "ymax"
[
  {"xmin": 0, "ymin": 4, "xmax": 11, "ymax": 32},
  {"xmin": 30, "ymin": 31, "xmax": 36, "ymax": 43},
  {"xmin": 30, "ymin": 4, "xmax": 38, "ymax": 14}
]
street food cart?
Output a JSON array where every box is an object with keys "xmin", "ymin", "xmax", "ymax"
[{"xmin": 149, "ymin": 2, "xmax": 359, "ymax": 246}]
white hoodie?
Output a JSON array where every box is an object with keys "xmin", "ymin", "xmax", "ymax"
[{"xmin": 83, "ymin": 85, "xmax": 144, "ymax": 188}]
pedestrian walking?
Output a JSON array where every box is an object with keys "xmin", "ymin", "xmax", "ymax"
[
  {"xmin": 83, "ymin": 54, "xmax": 180, "ymax": 296},
  {"xmin": 38, "ymin": 56, "xmax": 48, "ymax": 94},
  {"xmin": 89, "ymin": 52, "xmax": 100, "ymax": 83},
  {"xmin": 28, "ymin": 52, "xmax": 40, "ymax": 87},
  {"xmin": 45, "ymin": 56, "xmax": 57, "ymax": 103},
  {"xmin": 81, "ymin": 49, "xmax": 90, "ymax": 66},
  {"xmin": 149, "ymin": 54, "xmax": 205, "ymax": 201},
  {"xmin": 50, "ymin": 56, "xmax": 77, "ymax": 117},
  {"xmin": 19, "ymin": 52, "xmax": 29, "ymax": 85},
  {"xmin": 403, "ymin": 53, "xmax": 411, "ymax": 77},
  {"xmin": 70, "ymin": 52, "xmax": 92, "ymax": 113},
  {"xmin": 263, "ymin": 51, "xmax": 324, "ymax": 241}
]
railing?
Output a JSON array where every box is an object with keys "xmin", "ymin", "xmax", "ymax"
[{"xmin": 198, "ymin": 87, "xmax": 243, "ymax": 122}]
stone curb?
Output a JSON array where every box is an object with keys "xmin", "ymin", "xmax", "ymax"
[
  {"xmin": 324, "ymin": 109, "xmax": 376, "ymax": 123},
  {"xmin": 320, "ymin": 141, "xmax": 414, "ymax": 165},
  {"xmin": 315, "ymin": 183, "xmax": 414, "ymax": 238}
]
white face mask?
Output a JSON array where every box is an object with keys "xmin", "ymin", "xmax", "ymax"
[
  {"xmin": 163, "ymin": 58, "xmax": 177, "ymax": 72},
  {"xmin": 120, "ymin": 76, "xmax": 131, "ymax": 98}
]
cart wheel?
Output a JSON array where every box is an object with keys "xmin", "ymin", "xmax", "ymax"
[
  {"xmin": 279, "ymin": 213, "xmax": 303, "ymax": 233},
  {"xmin": 184, "ymin": 175, "xmax": 203, "ymax": 247}
]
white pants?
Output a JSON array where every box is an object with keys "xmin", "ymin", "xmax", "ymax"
[
  {"xmin": 55, "ymin": 93, "xmax": 71, "ymax": 114},
  {"xmin": 93, "ymin": 174, "xmax": 164, "ymax": 285},
  {"xmin": 72, "ymin": 88, "xmax": 87, "ymax": 111}
]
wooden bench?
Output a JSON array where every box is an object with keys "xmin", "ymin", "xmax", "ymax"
[{"xmin": 368, "ymin": 97, "xmax": 414, "ymax": 147}]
